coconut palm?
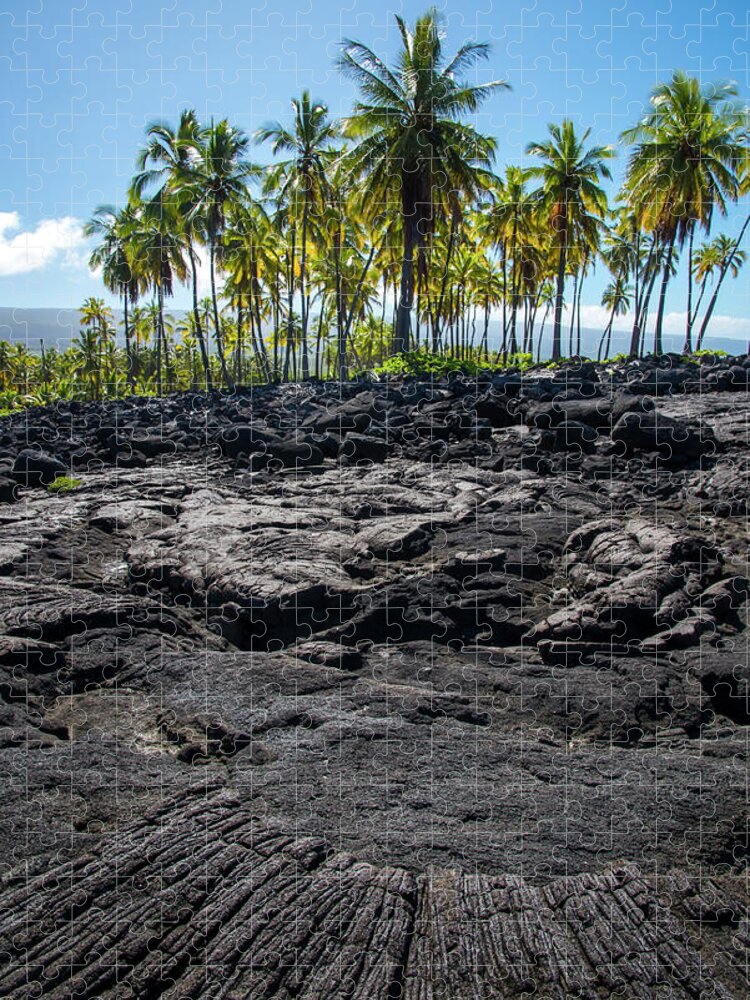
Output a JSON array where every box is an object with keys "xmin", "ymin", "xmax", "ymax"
[
  {"xmin": 690, "ymin": 240, "xmax": 722, "ymax": 338},
  {"xmin": 79, "ymin": 297, "xmax": 114, "ymax": 398},
  {"xmin": 485, "ymin": 166, "xmax": 536, "ymax": 355},
  {"xmin": 596, "ymin": 223, "xmax": 636, "ymax": 360},
  {"xmin": 622, "ymin": 72, "xmax": 744, "ymax": 353},
  {"xmin": 598, "ymin": 279, "xmax": 632, "ymax": 360},
  {"xmin": 186, "ymin": 119, "xmax": 256, "ymax": 388},
  {"xmin": 255, "ymin": 92, "xmax": 340, "ymax": 379},
  {"xmin": 72, "ymin": 323, "xmax": 101, "ymax": 400},
  {"xmin": 526, "ymin": 120, "xmax": 614, "ymax": 361},
  {"xmin": 339, "ymin": 7, "xmax": 508, "ymax": 353},
  {"xmin": 84, "ymin": 205, "xmax": 138, "ymax": 393},
  {"xmin": 131, "ymin": 109, "xmax": 214, "ymax": 389},
  {"xmin": 518, "ymin": 236, "xmax": 547, "ymax": 355},
  {"xmin": 127, "ymin": 205, "xmax": 188, "ymax": 394},
  {"xmin": 472, "ymin": 250, "xmax": 505, "ymax": 359},
  {"xmin": 222, "ymin": 198, "xmax": 273, "ymax": 380},
  {"xmin": 695, "ymin": 234, "xmax": 748, "ymax": 349}
]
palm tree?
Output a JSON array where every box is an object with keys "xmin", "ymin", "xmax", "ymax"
[
  {"xmin": 534, "ymin": 281, "xmax": 556, "ymax": 361},
  {"xmin": 71, "ymin": 326, "xmax": 100, "ymax": 400},
  {"xmin": 84, "ymin": 205, "xmax": 138, "ymax": 393},
  {"xmin": 518, "ymin": 236, "xmax": 547, "ymax": 355},
  {"xmin": 696, "ymin": 234, "xmax": 748, "ymax": 349},
  {"xmin": 604, "ymin": 206, "xmax": 653, "ymax": 359},
  {"xmin": 622, "ymin": 72, "xmax": 744, "ymax": 354},
  {"xmin": 127, "ymin": 206, "xmax": 187, "ymax": 395},
  {"xmin": 485, "ymin": 166, "xmax": 536, "ymax": 355},
  {"xmin": 255, "ymin": 92, "xmax": 339, "ymax": 380},
  {"xmin": 79, "ymin": 297, "xmax": 114, "ymax": 399},
  {"xmin": 598, "ymin": 279, "xmax": 632, "ymax": 360},
  {"xmin": 222, "ymin": 198, "xmax": 272, "ymax": 380},
  {"xmin": 472, "ymin": 250, "xmax": 505, "ymax": 359},
  {"xmin": 690, "ymin": 240, "xmax": 721, "ymax": 338},
  {"xmin": 339, "ymin": 7, "xmax": 508, "ymax": 354},
  {"xmin": 186, "ymin": 119, "xmax": 256, "ymax": 389},
  {"xmin": 131, "ymin": 109, "xmax": 214, "ymax": 389},
  {"xmin": 526, "ymin": 120, "xmax": 614, "ymax": 361}
]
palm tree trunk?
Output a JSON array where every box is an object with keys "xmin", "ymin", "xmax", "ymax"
[
  {"xmin": 509, "ymin": 217, "xmax": 519, "ymax": 355},
  {"xmin": 499, "ymin": 291, "xmax": 508, "ymax": 359},
  {"xmin": 683, "ymin": 223, "xmax": 695, "ymax": 354},
  {"xmin": 300, "ymin": 192, "xmax": 311, "ymax": 380},
  {"xmin": 629, "ymin": 237, "xmax": 655, "ymax": 358},
  {"xmin": 567, "ymin": 271, "xmax": 578, "ymax": 356},
  {"xmin": 697, "ymin": 210, "xmax": 750, "ymax": 349},
  {"xmin": 575, "ymin": 271, "xmax": 584, "ymax": 356},
  {"xmin": 249, "ymin": 261, "xmax": 270, "ymax": 381},
  {"xmin": 415, "ymin": 258, "xmax": 422, "ymax": 347},
  {"xmin": 314, "ymin": 296, "xmax": 326, "ymax": 380},
  {"xmin": 247, "ymin": 295, "xmax": 262, "ymax": 381},
  {"xmin": 635, "ymin": 260, "xmax": 660, "ymax": 358},
  {"xmin": 628, "ymin": 234, "xmax": 641, "ymax": 359},
  {"xmin": 528, "ymin": 293, "xmax": 541, "ymax": 358},
  {"xmin": 342, "ymin": 243, "xmax": 378, "ymax": 365},
  {"xmin": 481, "ymin": 299, "xmax": 491, "ymax": 360},
  {"xmin": 395, "ymin": 214, "xmax": 415, "ymax": 354},
  {"xmin": 379, "ymin": 276, "xmax": 388, "ymax": 365},
  {"xmin": 654, "ymin": 235, "xmax": 676, "ymax": 355},
  {"xmin": 334, "ymin": 230, "xmax": 346, "ymax": 381},
  {"xmin": 273, "ymin": 274, "xmax": 280, "ymax": 381},
  {"xmin": 236, "ymin": 300, "xmax": 243, "ymax": 383},
  {"xmin": 501, "ymin": 242, "xmax": 508, "ymax": 349},
  {"xmin": 433, "ymin": 212, "xmax": 458, "ymax": 351},
  {"xmin": 189, "ymin": 248, "xmax": 212, "ymax": 390},
  {"xmin": 162, "ymin": 316, "xmax": 174, "ymax": 390},
  {"xmin": 96, "ymin": 319, "xmax": 104, "ymax": 401},
  {"xmin": 189, "ymin": 340, "xmax": 197, "ymax": 389},
  {"xmin": 698, "ymin": 273, "xmax": 726, "ymax": 351},
  {"xmin": 209, "ymin": 241, "xmax": 233, "ymax": 389},
  {"xmin": 284, "ymin": 228, "xmax": 296, "ymax": 383},
  {"xmin": 391, "ymin": 281, "xmax": 398, "ymax": 346},
  {"xmin": 246, "ymin": 297, "xmax": 254, "ymax": 379},
  {"xmin": 552, "ymin": 238, "xmax": 567, "ymax": 361},
  {"xmin": 539, "ymin": 302, "xmax": 551, "ymax": 361},
  {"xmin": 156, "ymin": 287, "xmax": 163, "ymax": 396},
  {"xmin": 690, "ymin": 280, "xmax": 708, "ymax": 336},
  {"xmin": 598, "ymin": 307, "xmax": 616, "ymax": 361},
  {"xmin": 123, "ymin": 292, "xmax": 134, "ymax": 395}
]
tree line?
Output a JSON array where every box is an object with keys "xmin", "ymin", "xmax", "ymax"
[{"xmin": 4, "ymin": 7, "xmax": 750, "ymax": 405}]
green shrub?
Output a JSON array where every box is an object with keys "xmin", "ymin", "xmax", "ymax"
[
  {"xmin": 370, "ymin": 349, "xmax": 536, "ymax": 379},
  {"xmin": 684, "ymin": 348, "xmax": 729, "ymax": 361},
  {"xmin": 47, "ymin": 475, "xmax": 83, "ymax": 494}
]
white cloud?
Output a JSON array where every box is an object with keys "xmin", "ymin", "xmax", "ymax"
[
  {"xmin": 577, "ymin": 304, "xmax": 750, "ymax": 341},
  {"xmin": 576, "ymin": 304, "xmax": 613, "ymax": 330},
  {"xmin": 658, "ymin": 311, "xmax": 750, "ymax": 339},
  {"xmin": 0, "ymin": 212, "xmax": 86, "ymax": 277},
  {"xmin": 192, "ymin": 244, "xmax": 213, "ymax": 298}
]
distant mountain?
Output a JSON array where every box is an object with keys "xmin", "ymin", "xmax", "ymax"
[
  {"xmin": 0, "ymin": 307, "xmax": 745, "ymax": 360},
  {"xmin": 0, "ymin": 308, "xmax": 84, "ymax": 349}
]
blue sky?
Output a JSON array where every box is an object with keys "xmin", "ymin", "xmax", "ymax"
[{"xmin": 2, "ymin": 0, "xmax": 750, "ymax": 339}]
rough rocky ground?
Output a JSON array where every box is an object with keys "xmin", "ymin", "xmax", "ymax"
[{"xmin": 0, "ymin": 354, "xmax": 748, "ymax": 999}]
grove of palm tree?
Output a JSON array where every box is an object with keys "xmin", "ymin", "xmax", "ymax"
[
  {"xmin": 4, "ymin": 11, "xmax": 750, "ymax": 999},
  {"xmin": 2, "ymin": 8, "xmax": 749, "ymax": 408}
]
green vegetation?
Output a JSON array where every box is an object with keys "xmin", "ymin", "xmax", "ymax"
[
  {"xmin": 47, "ymin": 476, "xmax": 83, "ymax": 494},
  {"xmin": 371, "ymin": 350, "xmax": 536, "ymax": 378},
  {"xmin": 1, "ymin": 9, "xmax": 748, "ymax": 412}
]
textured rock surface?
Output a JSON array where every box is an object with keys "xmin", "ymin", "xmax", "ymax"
[{"xmin": 0, "ymin": 356, "xmax": 748, "ymax": 998}]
